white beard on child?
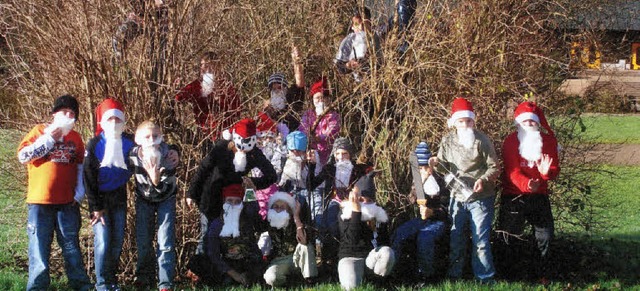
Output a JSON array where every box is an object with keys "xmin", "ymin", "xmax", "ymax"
[
  {"xmin": 334, "ymin": 160, "xmax": 353, "ymax": 188},
  {"xmin": 517, "ymin": 124, "xmax": 543, "ymax": 165},
  {"xmin": 233, "ymin": 150, "xmax": 247, "ymax": 172},
  {"xmin": 314, "ymin": 101, "xmax": 325, "ymax": 116},
  {"xmin": 220, "ymin": 202, "xmax": 244, "ymax": 238},
  {"xmin": 267, "ymin": 209, "xmax": 291, "ymax": 229},
  {"xmin": 100, "ymin": 122, "xmax": 127, "ymax": 169},
  {"xmin": 201, "ymin": 73, "xmax": 215, "ymax": 97},
  {"xmin": 46, "ymin": 113, "xmax": 75, "ymax": 138},
  {"xmin": 456, "ymin": 127, "xmax": 476, "ymax": 149}
]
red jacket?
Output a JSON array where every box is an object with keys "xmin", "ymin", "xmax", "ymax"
[
  {"xmin": 175, "ymin": 77, "xmax": 241, "ymax": 137},
  {"xmin": 502, "ymin": 131, "xmax": 560, "ymax": 196}
]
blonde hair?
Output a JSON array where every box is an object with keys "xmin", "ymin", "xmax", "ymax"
[{"xmin": 136, "ymin": 119, "xmax": 161, "ymax": 134}]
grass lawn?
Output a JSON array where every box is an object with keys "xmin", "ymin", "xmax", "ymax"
[
  {"xmin": 573, "ymin": 114, "xmax": 640, "ymax": 144},
  {"xmin": 0, "ymin": 129, "xmax": 29, "ymax": 289},
  {"xmin": 0, "ymin": 122, "xmax": 639, "ymax": 290}
]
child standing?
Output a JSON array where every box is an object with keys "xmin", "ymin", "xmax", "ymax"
[{"xmin": 130, "ymin": 120, "xmax": 178, "ymax": 291}]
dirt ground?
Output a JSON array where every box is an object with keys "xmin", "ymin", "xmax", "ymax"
[{"xmin": 588, "ymin": 144, "xmax": 640, "ymax": 166}]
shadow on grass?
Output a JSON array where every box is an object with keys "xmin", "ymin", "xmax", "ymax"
[{"xmin": 493, "ymin": 234, "xmax": 640, "ymax": 287}]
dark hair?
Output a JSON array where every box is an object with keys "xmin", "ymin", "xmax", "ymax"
[
  {"xmin": 353, "ymin": 6, "xmax": 371, "ymax": 20},
  {"xmin": 51, "ymin": 94, "xmax": 79, "ymax": 118},
  {"xmin": 201, "ymin": 51, "xmax": 219, "ymax": 63}
]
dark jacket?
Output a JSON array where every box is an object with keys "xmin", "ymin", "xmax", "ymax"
[
  {"xmin": 267, "ymin": 200, "xmax": 312, "ymax": 260},
  {"xmin": 308, "ymin": 161, "xmax": 371, "ymax": 203},
  {"xmin": 338, "ymin": 211, "xmax": 390, "ymax": 259},
  {"xmin": 84, "ymin": 133, "xmax": 135, "ymax": 212},
  {"xmin": 206, "ymin": 201, "xmax": 263, "ymax": 275},
  {"xmin": 263, "ymin": 85, "xmax": 305, "ymax": 131},
  {"xmin": 187, "ymin": 140, "xmax": 277, "ymax": 219}
]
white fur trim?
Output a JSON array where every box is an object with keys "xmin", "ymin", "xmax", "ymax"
[
  {"xmin": 233, "ymin": 151, "xmax": 247, "ymax": 172},
  {"xmin": 447, "ymin": 110, "xmax": 475, "ymax": 127},
  {"xmin": 100, "ymin": 108, "xmax": 125, "ymax": 123},
  {"xmin": 340, "ymin": 202, "xmax": 388, "ymax": 223},
  {"xmin": 515, "ymin": 112, "xmax": 540, "ymax": 124},
  {"xmin": 268, "ymin": 191, "xmax": 296, "ymax": 211},
  {"xmin": 222, "ymin": 129, "xmax": 232, "ymax": 141}
]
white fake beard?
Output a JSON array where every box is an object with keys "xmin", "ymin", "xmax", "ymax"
[
  {"xmin": 423, "ymin": 175, "xmax": 440, "ymax": 196},
  {"xmin": 340, "ymin": 202, "xmax": 388, "ymax": 223},
  {"xmin": 456, "ymin": 127, "xmax": 476, "ymax": 149},
  {"xmin": 282, "ymin": 154, "xmax": 305, "ymax": 182},
  {"xmin": 220, "ymin": 202, "xmax": 244, "ymax": 238},
  {"xmin": 335, "ymin": 160, "xmax": 353, "ymax": 188},
  {"xmin": 267, "ymin": 209, "xmax": 291, "ymax": 229},
  {"xmin": 517, "ymin": 125, "xmax": 543, "ymax": 165},
  {"xmin": 350, "ymin": 31, "xmax": 367, "ymax": 60},
  {"xmin": 46, "ymin": 114, "xmax": 75, "ymax": 139},
  {"xmin": 201, "ymin": 73, "xmax": 215, "ymax": 97},
  {"xmin": 101, "ymin": 134, "xmax": 127, "ymax": 170},
  {"xmin": 270, "ymin": 89, "xmax": 287, "ymax": 111},
  {"xmin": 233, "ymin": 150, "xmax": 247, "ymax": 172},
  {"xmin": 141, "ymin": 145, "xmax": 162, "ymax": 168},
  {"xmin": 314, "ymin": 101, "xmax": 325, "ymax": 116}
]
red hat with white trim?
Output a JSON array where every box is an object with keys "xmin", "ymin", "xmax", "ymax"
[
  {"xmin": 232, "ymin": 118, "xmax": 258, "ymax": 151},
  {"xmin": 514, "ymin": 101, "xmax": 554, "ymax": 136},
  {"xmin": 268, "ymin": 191, "xmax": 296, "ymax": 211},
  {"xmin": 95, "ymin": 97, "xmax": 125, "ymax": 136},
  {"xmin": 447, "ymin": 97, "xmax": 475, "ymax": 127},
  {"xmin": 256, "ymin": 112, "xmax": 276, "ymax": 138},
  {"xmin": 309, "ymin": 77, "xmax": 329, "ymax": 97}
]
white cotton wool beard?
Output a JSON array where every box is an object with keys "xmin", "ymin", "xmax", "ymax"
[
  {"xmin": 267, "ymin": 209, "xmax": 291, "ymax": 229},
  {"xmin": 233, "ymin": 150, "xmax": 247, "ymax": 172},
  {"xmin": 220, "ymin": 202, "xmax": 244, "ymax": 238},
  {"xmin": 456, "ymin": 127, "xmax": 476, "ymax": 149},
  {"xmin": 334, "ymin": 160, "xmax": 353, "ymax": 188},
  {"xmin": 517, "ymin": 125, "xmax": 543, "ymax": 164},
  {"xmin": 201, "ymin": 73, "xmax": 215, "ymax": 97}
]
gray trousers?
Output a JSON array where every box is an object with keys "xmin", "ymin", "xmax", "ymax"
[
  {"xmin": 263, "ymin": 243, "xmax": 318, "ymax": 287},
  {"xmin": 337, "ymin": 246, "xmax": 396, "ymax": 290}
]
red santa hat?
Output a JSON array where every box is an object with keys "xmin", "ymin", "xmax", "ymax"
[
  {"xmin": 447, "ymin": 97, "xmax": 476, "ymax": 127},
  {"xmin": 268, "ymin": 191, "xmax": 296, "ymax": 212},
  {"xmin": 222, "ymin": 184, "xmax": 245, "ymax": 200},
  {"xmin": 514, "ymin": 101, "xmax": 554, "ymax": 136},
  {"xmin": 309, "ymin": 77, "xmax": 329, "ymax": 97},
  {"xmin": 256, "ymin": 112, "xmax": 277, "ymax": 138},
  {"xmin": 95, "ymin": 97, "xmax": 125, "ymax": 136},
  {"xmin": 232, "ymin": 118, "xmax": 258, "ymax": 151}
]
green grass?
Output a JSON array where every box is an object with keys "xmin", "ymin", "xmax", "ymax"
[
  {"xmin": 589, "ymin": 165, "xmax": 640, "ymax": 240},
  {"xmin": 1, "ymin": 126, "xmax": 639, "ymax": 290},
  {"xmin": 576, "ymin": 114, "xmax": 640, "ymax": 144}
]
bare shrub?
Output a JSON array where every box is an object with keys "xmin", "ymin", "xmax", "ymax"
[{"xmin": 0, "ymin": 0, "xmax": 606, "ymax": 283}]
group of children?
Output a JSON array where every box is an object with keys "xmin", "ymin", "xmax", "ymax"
[{"xmin": 19, "ymin": 3, "xmax": 559, "ymax": 289}]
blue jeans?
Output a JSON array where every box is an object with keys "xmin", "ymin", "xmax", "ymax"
[
  {"xmin": 135, "ymin": 196, "xmax": 176, "ymax": 290},
  {"xmin": 448, "ymin": 196, "xmax": 496, "ymax": 281},
  {"xmin": 93, "ymin": 205, "xmax": 126, "ymax": 291},
  {"xmin": 27, "ymin": 203, "xmax": 92, "ymax": 291},
  {"xmin": 392, "ymin": 218, "xmax": 446, "ymax": 277}
]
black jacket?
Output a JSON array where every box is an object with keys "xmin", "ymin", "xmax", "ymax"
[
  {"xmin": 338, "ymin": 211, "xmax": 390, "ymax": 259},
  {"xmin": 187, "ymin": 140, "xmax": 277, "ymax": 219},
  {"xmin": 308, "ymin": 161, "xmax": 371, "ymax": 203}
]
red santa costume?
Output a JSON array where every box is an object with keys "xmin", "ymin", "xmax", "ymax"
[
  {"xmin": 175, "ymin": 74, "xmax": 241, "ymax": 139},
  {"xmin": 498, "ymin": 101, "xmax": 561, "ymax": 282}
]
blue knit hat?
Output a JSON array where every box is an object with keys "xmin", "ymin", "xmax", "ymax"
[
  {"xmin": 286, "ymin": 131, "xmax": 308, "ymax": 151},
  {"xmin": 415, "ymin": 142, "xmax": 431, "ymax": 166},
  {"xmin": 268, "ymin": 73, "xmax": 288, "ymax": 89}
]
